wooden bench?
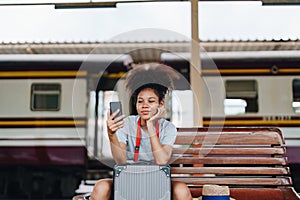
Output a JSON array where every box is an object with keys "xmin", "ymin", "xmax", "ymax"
[
  {"xmin": 171, "ymin": 127, "xmax": 300, "ymax": 199},
  {"xmin": 73, "ymin": 127, "xmax": 300, "ymax": 200}
]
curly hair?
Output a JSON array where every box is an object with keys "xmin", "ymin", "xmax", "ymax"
[
  {"xmin": 132, "ymin": 83, "xmax": 168, "ymax": 104},
  {"xmin": 125, "ymin": 62, "xmax": 179, "ymax": 98}
]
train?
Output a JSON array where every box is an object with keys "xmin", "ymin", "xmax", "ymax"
[{"xmin": 0, "ymin": 50, "xmax": 300, "ymax": 199}]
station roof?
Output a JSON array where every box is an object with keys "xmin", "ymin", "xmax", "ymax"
[{"xmin": 1, "ymin": 40, "xmax": 300, "ymax": 55}]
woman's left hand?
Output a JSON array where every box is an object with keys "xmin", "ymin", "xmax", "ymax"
[
  {"xmin": 148, "ymin": 107, "xmax": 166, "ymax": 123},
  {"xmin": 146, "ymin": 107, "xmax": 166, "ymax": 137}
]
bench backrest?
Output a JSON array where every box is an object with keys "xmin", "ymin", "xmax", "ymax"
[{"xmin": 170, "ymin": 127, "xmax": 300, "ymax": 199}]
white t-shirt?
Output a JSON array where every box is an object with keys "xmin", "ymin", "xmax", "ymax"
[{"xmin": 116, "ymin": 115, "xmax": 177, "ymax": 163}]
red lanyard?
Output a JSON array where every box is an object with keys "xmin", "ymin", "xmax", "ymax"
[{"xmin": 134, "ymin": 118, "xmax": 159, "ymax": 162}]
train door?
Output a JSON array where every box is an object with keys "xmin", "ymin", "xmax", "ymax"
[{"xmin": 86, "ymin": 79, "xmax": 130, "ymax": 167}]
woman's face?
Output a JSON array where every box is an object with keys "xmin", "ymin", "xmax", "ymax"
[{"xmin": 136, "ymin": 88, "xmax": 163, "ymax": 121}]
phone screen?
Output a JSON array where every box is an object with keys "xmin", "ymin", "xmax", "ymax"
[{"xmin": 110, "ymin": 102, "xmax": 122, "ymax": 118}]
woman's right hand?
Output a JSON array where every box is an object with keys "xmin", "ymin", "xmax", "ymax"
[
  {"xmin": 106, "ymin": 110, "xmax": 127, "ymax": 164},
  {"xmin": 106, "ymin": 109, "xmax": 125, "ymax": 135}
]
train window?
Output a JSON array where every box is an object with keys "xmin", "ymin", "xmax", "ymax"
[
  {"xmin": 292, "ymin": 79, "xmax": 300, "ymax": 113},
  {"xmin": 31, "ymin": 83, "xmax": 61, "ymax": 111},
  {"xmin": 225, "ymin": 80, "xmax": 258, "ymax": 115}
]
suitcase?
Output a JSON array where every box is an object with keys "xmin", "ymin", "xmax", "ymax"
[{"xmin": 113, "ymin": 164, "xmax": 171, "ymax": 200}]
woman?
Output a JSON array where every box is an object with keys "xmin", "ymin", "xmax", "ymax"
[{"xmin": 90, "ymin": 64, "xmax": 192, "ymax": 200}]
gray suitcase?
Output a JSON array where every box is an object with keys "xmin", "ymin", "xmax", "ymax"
[{"xmin": 113, "ymin": 164, "xmax": 171, "ymax": 200}]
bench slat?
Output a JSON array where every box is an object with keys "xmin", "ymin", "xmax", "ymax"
[
  {"xmin": 177, "ymin": 127, "xmax": 283, "ymax": 132},
  {"xmin": 171, "ymin": 167, "xmax": 290, "ymax": 175},
  {"xmin": 170, "ymin": 156, "xmax": 288, "ymax": 165},
  {"xmin": 175, "ymin": 133, "xmax": 283, "ymax": 145},
  {"xmin": 172, "ymin": 147, "xmax": 285, "ymax": 155},
  {"xmin": 172, "ymin": 177, "xmax": 293, "ymax": 186}
]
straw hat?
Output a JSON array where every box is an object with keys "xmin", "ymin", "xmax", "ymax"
[{"xmin": 195, "ymin": 185, "xmax": 235, "ymax": 200}]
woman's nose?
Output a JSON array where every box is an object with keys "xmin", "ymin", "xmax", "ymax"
[{"xmin": 142, "ymin": 102, "xmax": 149, "ymax": 108}]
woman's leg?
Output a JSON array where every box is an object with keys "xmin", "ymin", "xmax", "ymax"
[
  {"xmin": 172, "ymin": 181, "xmax": 192, "ymax": 200},
  {"xmin": 89, "ymin": 178, "xmax": 113, "ymax": 200}
]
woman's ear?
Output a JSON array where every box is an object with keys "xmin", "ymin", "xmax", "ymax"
[{"xmin": 159, "ymin": 100, "xmax": 164, "ymax": 107}]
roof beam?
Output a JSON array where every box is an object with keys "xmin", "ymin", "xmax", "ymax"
[
  {"xmin": 262, "ymin": 0, "xmax": 300, "ymax": 5},
  {"xmin": 0, "ymin": 0, "xmax": 261, "ymax": 7},
  {"xmin": 0, "ymin": 0, "xmax": 186, "ymax": 7}
]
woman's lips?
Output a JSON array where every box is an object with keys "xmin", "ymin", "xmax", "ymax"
[{"xmin": 141, "ymin": 111, "xmax": 150, "ymax": 115}]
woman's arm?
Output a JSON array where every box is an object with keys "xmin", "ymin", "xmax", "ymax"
[
  {"xmin": 147, "ymin": 107, "xmax": 173, "ymax": 165},
  {"xmin": 108, "ymin": 134, "xmax": 127, "ymax": 164},
  {"xmin": 106, "ymin": 110, "xmax": 127, "ymax": 164}
]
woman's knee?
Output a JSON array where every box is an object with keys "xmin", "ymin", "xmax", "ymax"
[
  {"xmin": 172, "ymin": 181, "xmax": 192, "ymax": 200},
  {"xmin": 90, "ymin": 179, "xmax": 112, "ymax": 200}
]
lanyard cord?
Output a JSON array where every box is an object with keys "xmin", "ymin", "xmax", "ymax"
[{"xmin": 134, "ymin": 118, "xmax": 159, "ymax": 162}]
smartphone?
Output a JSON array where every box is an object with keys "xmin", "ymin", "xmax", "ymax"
[{"xmin": 109, "ymin": 101, "xmax": 122, "ymax": 119}]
